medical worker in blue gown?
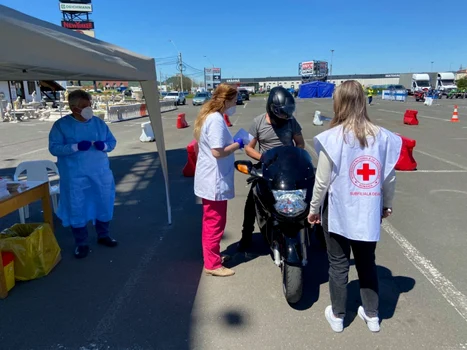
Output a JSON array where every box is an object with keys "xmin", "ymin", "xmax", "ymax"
[{"xmin": 49, "ymin": 90, "xmax": 118, "ymax": 259}]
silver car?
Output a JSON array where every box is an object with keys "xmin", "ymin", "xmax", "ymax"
[{"xmin": 192, "ymin": 92, "xmax": 211, "ymax": 106}]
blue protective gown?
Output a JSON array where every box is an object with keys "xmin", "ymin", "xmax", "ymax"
[{"xmin": 48, "ymin": 115, "xmax": 117, "ymax": 228}]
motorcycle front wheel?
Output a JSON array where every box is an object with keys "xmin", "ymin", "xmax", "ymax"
[{"xmin": 282, "ymin": 263, "xmax": 303, "ymax": 304}]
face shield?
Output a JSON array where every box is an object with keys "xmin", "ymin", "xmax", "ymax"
[{"xmin": 272, "ymin": 104, "xmax": 295, "ymax": 120}]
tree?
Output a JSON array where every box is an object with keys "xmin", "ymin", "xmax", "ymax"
[
  {"xmin": 456, "ymin": 77, "xmax": 467, "ymax": 90},
  {"xmin": 165, "ymin": 75, "xmax": 193, "ymax": 91}
]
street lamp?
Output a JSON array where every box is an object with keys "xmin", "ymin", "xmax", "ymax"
[
  {"xmin": 431, "ymin": 61, "xmax": 434, "ymax": 72},
  {"xmin": 330, "ymin": 49, "xmax": 335, "ymax": 78}
]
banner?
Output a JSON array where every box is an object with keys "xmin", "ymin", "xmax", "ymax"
[{"xmin": 382, "ymin": 90, "xmax": 407, "ymax": 102}]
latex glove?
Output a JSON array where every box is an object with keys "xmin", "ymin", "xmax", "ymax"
[
  {"xmin": 234, "ymin": 138, "xmax": 244, "ymax": 149},
  {"xmin": 307, "ymin": 213, "xmax": 321, "ymax": 225},
  {"xmin": 77, "ymin": 140, "xmax": 92, "ymax": 151},
  {"xmin": 94, "ymin": 141, "xmax": 106, "ymax": 151}
]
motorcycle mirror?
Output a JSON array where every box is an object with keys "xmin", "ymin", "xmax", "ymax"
[{"xmin": 235, "ymin": 160, "xmax": 252, "ymax": 174}]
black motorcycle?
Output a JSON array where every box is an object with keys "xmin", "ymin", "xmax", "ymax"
[{"xmin": 235, "ymin": 146, "xmax": 316, "ymax": 304}]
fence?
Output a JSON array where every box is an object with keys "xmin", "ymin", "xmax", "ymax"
[{"xmin": 106, "ymin": 101, "xmax": 177, "ymax": 123}]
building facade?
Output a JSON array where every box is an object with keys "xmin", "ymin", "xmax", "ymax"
[{"xmin": 222, "ymin": 73, "xmax": 403, "ymax": 92}]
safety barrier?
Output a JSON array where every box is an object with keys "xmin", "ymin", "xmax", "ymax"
[
  {"xmin": 382, "ymin": 89, "xmax": 407, "ymax": 102},
  {"xmin": 183, "ymin": 139, "xmax": 199, "ymax": 177},
  {"xmin": 403, "ymin": 110, "xmax": 419, "ymax": 125},
  {"xmin": 395, "ymin": 134, "xmax": 417, "ymax": 171},
  {"xmin": 106, "ymin": 101, "xmax": 177, "ymax": 123}
]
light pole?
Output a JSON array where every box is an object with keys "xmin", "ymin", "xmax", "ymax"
[
  {"xmin": 330, "ymin": 49, "xmax": 334, "ymax": 78},
  {"xmin": 169, "ymin": 39, "xmax": 184, "ymax": 92},
  {"xmin": 431, "ymin": 61, "xmax": 434, "ymax": 72}
]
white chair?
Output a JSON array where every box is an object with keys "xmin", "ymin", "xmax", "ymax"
[{"xmin": 13, "ymin": 160, "xmax": 60, "ymax": 223}]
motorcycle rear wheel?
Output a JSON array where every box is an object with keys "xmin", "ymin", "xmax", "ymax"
[{"xmin": 282, "ymin": 263, "xmax": 303, "ymax": 304}]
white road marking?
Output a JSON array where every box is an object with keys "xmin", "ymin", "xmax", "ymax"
[
  {"xmin": 12, "ymin": 147, "xmax": 48, "ymax": 158},
  {"xmin": 382, "ymin": 220, "xmax": 467, "ymax": 323},
  {"xmin": 244, "ymin": 103, "xmax": 248, "ymax": 108},
  {"xmin": 419, "ymin": 115, "xmax": 450, "ymax": 122},
  {"xmin": 429, "ymin": 189, "xmax": 467, "ymax": 196},
  {"xmin": 378, "ymin": 109, "xmax": 403, "ymax": 114},
  {"xmin": 414, "ymin": 149, "xmax": 467, "ymax": 170},
  {"xmin": 377, "ymin": 109, "xmax": 450, "ymax": 122},
  {"xmin": 232, "ymin": 115, "xmax": 241, "ymax": 126}
]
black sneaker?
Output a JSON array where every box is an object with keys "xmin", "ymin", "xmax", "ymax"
[
  {"xmin": 97, "ymin": 237, "xmax": 118, "ymax": 247},
  {"xmin": 74, "ymin": 245, "xmax": 89, "ymax": 259}
]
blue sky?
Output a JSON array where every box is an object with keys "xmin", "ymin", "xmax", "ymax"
[{"xmin": 2, "ymin": 0, "xmax": 466, "ymax": 81}]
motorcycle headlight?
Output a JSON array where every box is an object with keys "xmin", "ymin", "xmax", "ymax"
[{"xmin": 272, "ymin": 189, "xmax": 307, "ymax": 217}]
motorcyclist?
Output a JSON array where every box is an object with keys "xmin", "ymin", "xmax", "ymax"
[{"xmin": 237, "ymin": 86, "xmax": 305, "ymax": 251}]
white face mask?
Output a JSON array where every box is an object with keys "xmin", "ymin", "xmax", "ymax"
[
  {"xmin": 80, "ymin": 106, "xmax": 94, "ymax": 120},
  {"xmin": 225, "ymin": 106, "xmax": 236, "ymax": 116}
]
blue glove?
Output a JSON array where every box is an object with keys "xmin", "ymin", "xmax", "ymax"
[
  {"xmin": 77, "ymin": 140, "xmax": 92, "ymax": 151},
  {"xmin": 94, "ymin": 141, "xmax": 106, "ymax": 151},
  {"xmin": 234, "ymin": 138, "xmax": 244, "ymax": 149}
]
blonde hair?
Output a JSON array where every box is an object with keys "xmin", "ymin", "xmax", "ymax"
[
  {"xmin": 193, "ymin": 84, "xmax": 238, "ymax": 141},
  {"xmin": 330, "ymin": 80, "xmax": 377, "ymax": 147}
]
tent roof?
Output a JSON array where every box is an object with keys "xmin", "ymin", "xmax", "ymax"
[{"xmin": 0, "ymin": 5, "xmax": 156, "ymax": 81}]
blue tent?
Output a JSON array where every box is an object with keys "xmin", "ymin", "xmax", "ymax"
[{"xmin": 298, "ymin": 81, "xmax": 335, "ymax": 98}]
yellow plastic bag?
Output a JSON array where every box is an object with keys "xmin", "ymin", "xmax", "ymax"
[{"xmin": 0, "ymin": 223, "xmax": 61, "ymax": 281}]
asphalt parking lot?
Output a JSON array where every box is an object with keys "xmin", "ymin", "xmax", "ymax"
[{"xmin": 0, "ymin": 95, "xmax": 467, "ymax": 349}]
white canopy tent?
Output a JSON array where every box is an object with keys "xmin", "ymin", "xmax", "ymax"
[{"xmin": 0, "ymin": 5, "xmax": 172, "ymax": 224}]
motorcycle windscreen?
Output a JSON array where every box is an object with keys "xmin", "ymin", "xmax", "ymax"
[{"xmin": 260, "ymin": 146, "xmax": 315, "ymax": 199}]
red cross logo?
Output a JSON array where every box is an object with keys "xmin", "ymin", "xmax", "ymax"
[
  {"xmin": 349, "ymin": 156, "xmax": 382, "ymax": 189},
  {"xmin": 356, "ymin": 163, "xmax": 376, "ymax": 181}
]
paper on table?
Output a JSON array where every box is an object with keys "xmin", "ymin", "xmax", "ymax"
[{"xmin": 233, "ymin": 128, "xmax": 254, "ymax": 144}]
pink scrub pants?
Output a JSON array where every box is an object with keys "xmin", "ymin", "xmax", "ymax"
[{"xmin": 201, "ymin": 198, "xmax": 228, "ymax": 270}]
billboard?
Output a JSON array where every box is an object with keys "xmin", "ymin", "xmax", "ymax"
[
  {"xmin": 59, "ymin": 3, "xmax": 93, "ymax": 12},
  {"xmin": 61, "ymin": 21, "xmax": 94, "ymax": 29},
  {"xmin": 299, "ymin": 60, "xmax": 328, "ymax": 77},
  {"xmin": 204, "ymin": 68, "xmax": 222, "ymax": 90}
]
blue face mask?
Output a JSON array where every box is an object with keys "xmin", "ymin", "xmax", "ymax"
[{"xmin": 225, "ymin": 106, "xmax": 236, "ymax": 116}]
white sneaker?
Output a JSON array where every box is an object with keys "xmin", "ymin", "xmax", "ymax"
[
  {"xmin": 358, "ymin": 306, "xmax": 380, "ymax": 332},
  {"xmin": 325, "ymin": 305, "xmax": 344, "ymax": 333}
]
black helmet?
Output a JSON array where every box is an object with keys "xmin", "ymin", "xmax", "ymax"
[{"xmin": 266, "ymin": 86, "xmax": 296, "ymax": 126}]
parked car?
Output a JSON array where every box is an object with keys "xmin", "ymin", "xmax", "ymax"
[
  {"xmin": 163, "ymin": 91, "xmax": 186, "ymax": 105},
  {"xmin": 192, "ymin": 92, "xmax": 211, "ymax": 106},
  {"xmin": 236, "ymin": 93, "xmax": 244, "ymax": 105},
  {"xmin": 238, "ymin": 89, "xmax": 250, "ymax": 101}
]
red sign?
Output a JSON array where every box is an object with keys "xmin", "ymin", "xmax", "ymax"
[{"xmin": 61, "ymin": 21, "xmax": 94, "ymax": 30}]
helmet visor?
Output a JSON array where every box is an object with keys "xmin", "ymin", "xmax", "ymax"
[{"xmin": 272, "ymin": 104, "xmax": 295, "ymax": 119}]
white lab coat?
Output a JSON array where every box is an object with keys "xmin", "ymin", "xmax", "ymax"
[
  {"xmin": 194, "ymin": 112, "xmax": 235, "ymax": 201},
  {"xmin": 314, "ymin": 125, "xmax": 402, "ymax": 242}
]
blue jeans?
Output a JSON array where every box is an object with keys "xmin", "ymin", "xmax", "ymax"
[
  {"xmin": 71, "ymin": 220, "xmax": 110, "ymax": 246},
  {"xmin": 368, "ymin": 96, "xmax": 373, "ymax": 104}
]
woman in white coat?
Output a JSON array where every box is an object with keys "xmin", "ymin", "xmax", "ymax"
[
  {"xmin": 308, "ymin": 81, "xmax": 402, "ymax": 333},
  {"xmin": 194, "ymin": 84, "xmax": 244, "ymax": 277}
]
